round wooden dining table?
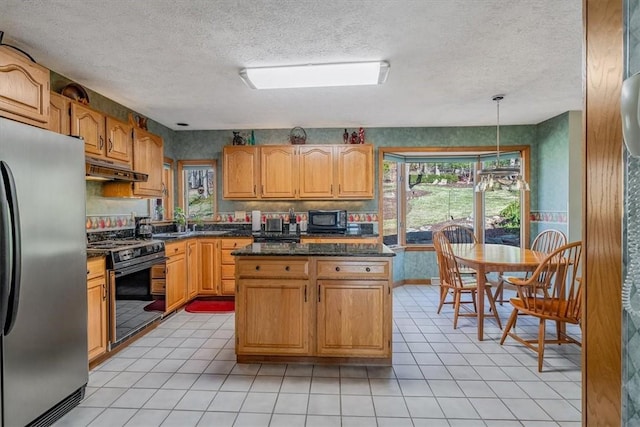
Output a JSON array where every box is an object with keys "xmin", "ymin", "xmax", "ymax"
[{"xmin": 450, "ymin": 243, "xmax": 548, "ymax": 340}]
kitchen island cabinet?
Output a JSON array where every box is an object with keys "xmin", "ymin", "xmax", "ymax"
[{"xmin": 233, "ymin": 242, "xmax": 394, "ymax": 365}]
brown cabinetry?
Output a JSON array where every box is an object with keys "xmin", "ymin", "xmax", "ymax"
[
  {"xmin": 335, "ymin": 145, "xmax": 374, "ymax": 198},
  {"xmin": 260, "ymin": 146, "xmax": 297, "ymax": 198},
  {"xmin": 223, "ymin": 146, "xmax": 259, "ymax": 199},
  {"xmin": 235, "ymin": 256, "xmax": 392, "ymax": 363},
  {"xmin": 71, "ymin": 102, "xmax": 133, "ymax": 168},
  {"xmin": 87, "ymin": 257, "xmax": 108, "ymax": 362},
  {"xmin": 0, "ymin": 46, "xmax": 50, "ymax": 128},
  {"xmin": 165, "ymin": 241, "xmax": 187, "ymax": 313},
  {"xmin": 236, "ymin": 258, "xmax": 311, "ymax": 355},
  {"xmin": 222, "ymin": 144, "xmax": 374, "ymax": 200},
  {"xmin": 132, "ymin": 128, "xmax": 163, "ymax": 197},
  {"xmin": 298, "ymin": 146, "xmax": 334, "ymax": 199},
  {"xmin": 198, "ymin": 238, "xmax": 220, "ymax": 295},
  {"xmin": 220, "ymin": 237, "xmax": 252, "ymax": 295},
  {"xmin": 48, "ymin": 92, "xmax": 70, "ymax": 135},
  {"xmin": 187, "ymin": 240, "xmax": 199, "ymax": 299}
]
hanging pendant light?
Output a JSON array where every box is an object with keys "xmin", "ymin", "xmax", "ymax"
[{"xmin": 475, "ymin": 95, "xmax": 530, "ymax": 192}]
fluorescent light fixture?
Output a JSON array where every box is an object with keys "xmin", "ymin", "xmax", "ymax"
[{"xmin": 239, "ymin": 61, "xmax": 390, "ymax": 89}]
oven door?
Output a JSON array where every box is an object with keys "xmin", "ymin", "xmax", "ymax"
[{"xmin": 109, "ymin": 256, "xmax": 167, "ymax": 347}]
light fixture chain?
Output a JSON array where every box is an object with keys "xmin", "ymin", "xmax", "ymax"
[{"xmin": 496, "ymin": 96, "xmax": 500, "ymax": 164}]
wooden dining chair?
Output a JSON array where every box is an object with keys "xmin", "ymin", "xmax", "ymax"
[
  {"xmin": 439, "ymin": 224, "xmax": 477, "ymax": 244},
  {"xmin": 433, "ymin": 231, "xmax": 502, "ymax": 329},
  {"xmin": 499, "ymin": 241, "xmax": 582, "ymax": 371},
  {"xmin": 495, "ymin": 229, "xmax": 567, "ymax": 304}
]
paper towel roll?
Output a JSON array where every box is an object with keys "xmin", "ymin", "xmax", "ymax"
[{"xmin": 252, "ymin": 210, "xmax": 261, "ymax": 231}]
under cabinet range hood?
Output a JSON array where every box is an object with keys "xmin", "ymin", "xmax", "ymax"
[{"xmin": 85, "ymin": 156, "xmax": 148, "ymax": 182}]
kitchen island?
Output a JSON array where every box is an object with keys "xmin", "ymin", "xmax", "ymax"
[{"xmin": 232, "ymin": 242, "xmax": 395, "ymax": 365}]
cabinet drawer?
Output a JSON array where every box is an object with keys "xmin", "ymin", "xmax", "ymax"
[
  {"xmin": 237, "ymin": 259, "xmax": 309, "ymax": 278},
  {"xmin": 316, "ymin": 260, "xmax": 389, "ymax": 278},
  {"xmin": 221, "ymin": 264, "xmax": 236, "ymax": 279},
  {"xmin": 165, "ymin": 241, "xmax": 186, "ymax": 256},
  {"xmin": 151, "ymin": 264, "xmax": 166, "ymax": 279},
  {"xmin": 221, "ymin": 238, "xmax": 252, "ymax": 250},
  {"xmin": 87, "ymin": 257, "xmax": 105, "ymax": 280},
  {"xmin": 222, "ymin": 248, "xmax": 242, "ymax": 264},
  {"xmin": 151, "ymin": 279, "xmax": 166, "ymax": 294}
]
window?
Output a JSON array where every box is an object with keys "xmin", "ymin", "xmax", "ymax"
[
  {"xmin": 177, "ymin": 160, "xmax": 217, "ymax": 220},
  {"xmin": 150, "ymin": 158, "xmax": 173, "ymax": 221},
  {"xmin": 381, "ymin": 148, "xmax": 529, "ymax": 247}
]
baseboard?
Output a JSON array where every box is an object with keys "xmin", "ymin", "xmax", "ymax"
[{"xmin": 393, "ymin": 278, "xmax": 435, "ymax": 287}]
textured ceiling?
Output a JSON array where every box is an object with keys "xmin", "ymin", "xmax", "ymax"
[{"xmin": 1, "ymin": 0, "xmax": 582, "ymax": 131}]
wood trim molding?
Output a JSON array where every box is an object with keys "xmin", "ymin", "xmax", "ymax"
[{"xmin": 583, "ymin": 0, "xmax": 623, "ymax": 424}]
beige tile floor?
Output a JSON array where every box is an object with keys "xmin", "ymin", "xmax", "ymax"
[{"xmin": 54, "ymin": 285, "xmax": 582, "ymax": 427}]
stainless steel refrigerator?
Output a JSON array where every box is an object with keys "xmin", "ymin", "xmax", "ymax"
[{"xmin": 0, "ymin": 117, "xmax": 87, "ymax": 426}]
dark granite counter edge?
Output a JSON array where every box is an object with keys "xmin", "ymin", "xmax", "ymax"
[{"xmin": 153, "ymin": 231, "xmax": 379, "ymax": 242}]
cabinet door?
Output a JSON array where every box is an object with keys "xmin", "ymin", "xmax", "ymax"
[
  {"xmin": 223, "ymin": 146, "xmax": 259, "ymax": 199},
  {"xmin": 298, "ymin": 146, "xmax": 334, "ymax": 199},
  {"xmin": 260, "ymin": 146, "xmax": 297, "ymax": 198},
  {"xmin": 198, "ymin": 239, "xmax": 220, "ymax": 295},
  {"xmin": 105, "ymin": 116, "xmax": 133, "ymax": 166},
  {"xmin": 48, "ymin": 92, "xmax": 70, "ymax": 135},
  {"xmin": 71, "ymin": 102, "xmax": 105, "ymax": 157},
  {"xmin": 335, "ymin": 145, "xmax": 374, "ymax": 199},
  {"xmin": 0, "ymin": 47, "xmax": 50, "ymax": 128},
  {"xmin": 133, "ymin": 128, "xmax": 164, "ymax": 197},
  {"xmin": 87, "ymin": 275, "xmax": 107, "ymax": 361},
  {"xmin": 236, "ymin": 279, "xmax": 311, "ymax": 355},
  {"xmin": 187, "ymin": 240, "xmax": 199, "ymax": 299},
  {"xmin": 316, "ymin": 280, "xmax": 390, "ymax": 357},
  {"xmin": 165, "ymin": 253, "xmax": 187, "ymax": 313}
]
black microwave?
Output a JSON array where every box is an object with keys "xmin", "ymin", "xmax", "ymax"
[{"xmin": 307, "ymin": 210, "xmax": 348, "ymax": 233}]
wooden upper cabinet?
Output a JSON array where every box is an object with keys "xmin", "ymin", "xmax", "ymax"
[
  {"xmin": 71, "ymin": 102, "xmax": 134, "ymax": 167},
  {"xmin": 105, "ymin": 116, "xmax": 133, "ymax": 167},
  {"xmin": 260, "ymin": 146, "xmax": 297, "ymax": 198},
  {"xmin": 132, "ymin": 128, "xmax": 164, "ymax": 197},
  {"xmin": 223, "ymin": 146, "xmax": 259, "ymax": 199},
  {"xmin": 221, "ymin": 144, "xmax": 374, "ymax": 200},
  {"xmin": 335, "ymin": 145, "xmax": 373, "ymax": 199},
  {"xmin": 0, "ymin": 47, "xmax": 50, "ymax": 128},
  {"xmin": 48, "ymin": 92, "xmax": 70, "ymax": 135},
  {"xmin": 71, "ymin": 102, "xmax": 105, "ymax": 156},
  {"xmin": 298, "ymin": 146, "xmax": 334, "ymax": 199}
]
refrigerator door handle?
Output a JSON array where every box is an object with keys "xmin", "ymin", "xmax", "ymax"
[
  {"xmin": 0, "ymin": 161, "xmax": 12, "ymax": 331},
  {"xmin": 1, "ymin": 161, "xmax": 21, "ymax": 335}
]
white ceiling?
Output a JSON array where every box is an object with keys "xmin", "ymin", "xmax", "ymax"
[{"xmin": 1, "ymin": 1, "xmax": 583, "ymax": 131}]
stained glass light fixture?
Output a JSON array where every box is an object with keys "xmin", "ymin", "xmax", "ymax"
[{"xmin": 475, "ymin": 95, "xmax": 530, "ymax": 192}]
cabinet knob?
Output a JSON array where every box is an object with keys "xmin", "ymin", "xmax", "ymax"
[
  {"xmin": 366, "ymin": 267, "xmax": 371, "ymax": 272},
  {"xmin": 99, "ymin": 136, "xmax": 104, "ymax": 150},
  {"xmin": 285, "ymin": 266, "xmax": 290, "ymax": 271},
  {"xmin": 255, "ymin": 265, "xmax": 260, "ymax": 271},
  {"xmin": 335, "ymin": 266, "xmax": 340, "ymax": 272},
  {"xmin": 108, "ymin": 138, "xmax": 113, "ymax": 152}
]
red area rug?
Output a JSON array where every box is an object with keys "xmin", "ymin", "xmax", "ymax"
[
  {"xmin": 143, "ymin": 299, "xmax": 165, "ymax": 312},
  {"xmin": 185, "ymin": 299, "xmax": 235, "ymax": 313}
]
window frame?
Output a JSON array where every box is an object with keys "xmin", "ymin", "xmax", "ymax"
[
  {"xmin": 378, "ymin": 146, "xmax": 531, "ymax": 250},
  {"xmin": 177, "ymin": 159, "xmax": 218, "ymax": 220}
]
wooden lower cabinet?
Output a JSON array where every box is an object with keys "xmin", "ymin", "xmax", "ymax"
[
  {"xmin": 316, "ymin": 280, "xmax": 388, "ymax": 357},
  {"xmin": 221, "ymin": 238, "xmax": 252, "ymax": 295},
  {"xmin": 236, "ymin": 278, "xmax": 311, "ymax": 355},
  {"xmin": 235, "ymin": 256, "xmax": 392, "ymax": 363},
  {"xmin": 199, "ymin": 238, "xmax": 220, "ymax": 295},
  {"xmin": 187, "ymin": 240, "xmax": 199, "ymax": 299},
  {"xmin": 87, "ymin": 257, "xmax": 108, "ymax": 362},
  {"xmin": 165, "ymin": 241, "xmax": 187, "ymax": 313}
]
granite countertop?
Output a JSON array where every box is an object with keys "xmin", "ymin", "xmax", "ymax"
[
  {"xmin": 231, "ymin": 242, "xmax": 395, "ymax": 257},
  {"xmin": 152, "ymin": 230, "xmax": 379, "ymax": 241}
]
